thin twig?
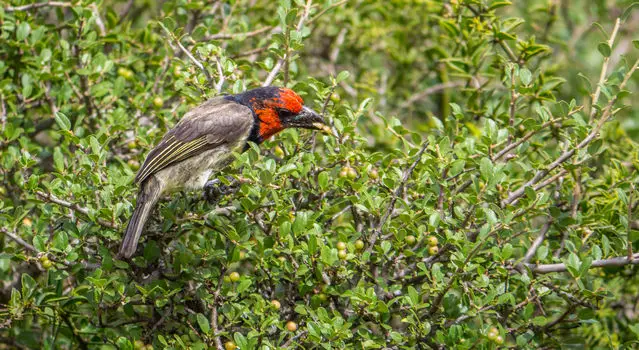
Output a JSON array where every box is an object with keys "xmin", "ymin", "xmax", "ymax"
[
  {"xmin": 628, "ymin": 184, "xmax": 635, "ymax": 260},
  {"xmin": 522, "ymin": 219, "xmax": 552, "ymax": 264},
  {"xmin": 281, "ymin": 330, "xmax": 309, "ymax": 348},
  {"xmin": 263, "ymin": 0, "xmax": 313, "ymax": 87},
  {"xmin": 90, "ymin": 4, "xmax": 106, "ymax": 36},
  {"xmin": 0, "ymin": 95, "xmax": 5, "ymax": 133},
  {"xmin": 366, "ymin": 143, "xmax": 428, "ymax": 253},
  {"xmin": 5, "ymin": 1, "xmax": 72, "ymax": 12},
  {"xmin": 307, "ymin": 0, "xmax": 347, "ymax": 24},
  {"xmin": 400, "ymin": 81, "xmax": 466, "ymax": 109},
  {"xmin": 0, "ymin": 227, "xmax": 36, "ymax": 252},
  {"xmin": 204, "ymin": 26, "xmax": 273, "ymax": 41},
  {"xmin": 214, "ymin": 57, "xmax": 224, "ymax": 93},
  {"xmin": 523, "ymin": 253, "xmax": 639, "ymax": 274},
  {"xmin": 590, "ymin": 18, "xmax": 621, "ymax": 121},
  {"xmin": 161, "ymin": 25, "xmax": 214, "ymax": 88},
  {"xmin": 35, "ymin": 191, "xmax": 118, "ymax": 229}
]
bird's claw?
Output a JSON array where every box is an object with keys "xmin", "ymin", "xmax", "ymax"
[{"xmin": 203, "ymin": 178, "xmax": 238, "ymax": 204}]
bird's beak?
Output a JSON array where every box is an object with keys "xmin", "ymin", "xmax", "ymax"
[{"xmin": 295, "ymin": 106, "xmax": 331, "ymax": 133}]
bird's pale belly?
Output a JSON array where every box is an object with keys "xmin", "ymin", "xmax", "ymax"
[{"xmin": 152, "ymin": 146, "xmax": 233, "ymax": 193}]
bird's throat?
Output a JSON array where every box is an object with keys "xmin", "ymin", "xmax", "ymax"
[{"xmin": 255, "ymin": 108, "xmax": 284, "ymax": 141}]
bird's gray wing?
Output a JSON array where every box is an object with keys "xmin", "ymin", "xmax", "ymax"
[{"xmin": 134, "ymin": 97, "xmax": 253, "ymax": 184}]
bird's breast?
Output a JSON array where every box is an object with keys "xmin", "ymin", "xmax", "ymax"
[{"xmin": 154, "ymin": 146, "xmax": 233, "ymax": 192}]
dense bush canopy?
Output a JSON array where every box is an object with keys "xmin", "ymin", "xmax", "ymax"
[{"xmin": 2, "ymin": 0, "xmax": 639, "ymax": 348}]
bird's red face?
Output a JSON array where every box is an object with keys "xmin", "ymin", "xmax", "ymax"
[{"xmin": 231, "ymin": 87, "xmax": 326, "ymax": 142}]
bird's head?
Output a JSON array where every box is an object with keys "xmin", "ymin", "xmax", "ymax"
[{"xmin": 230, "ymin": 87, "xmax": 327, "ymax": 142}]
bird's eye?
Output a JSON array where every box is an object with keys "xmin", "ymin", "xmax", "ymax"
[{"xmin": 278, "ymin": 109, "xmax": 296, "ymax": 119}]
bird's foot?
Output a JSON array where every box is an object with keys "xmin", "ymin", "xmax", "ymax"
[{"xmin": 203, "ymin": 177, "xmax": 239, "ymax": 204}]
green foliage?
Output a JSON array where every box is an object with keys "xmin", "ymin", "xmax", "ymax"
[{"xmin": 1, "ymin": 0, "xmax": 639, "ymax": 348}]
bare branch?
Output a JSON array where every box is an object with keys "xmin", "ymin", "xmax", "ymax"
[
  {"xmin": 204, "ymin": 26, "xmax": 273, "ymax": 41},
  {"xmin": 35, "ymin": 191, "xmax": 118, "ymax": 229},
  {"xmin": 5, "ymin": 1, "xmax": 72, "ymax": 12},
  {"xmin": 523, "ymin": 253, "xmax": 639, "ymax": 274},
  {"xmin": 0, "ymin": 227, "xmax": 36, "ymax": 252},
  {"xmin": 90, "ymin": 4, "xmax": 106, "ymax": 36},
  {"xmin": 0, "ymin": 95, "xmax": 5, "ymax": 133},
  {"xmin": 399, "ymin": 81, "xmax": 466, "ymax": 109},
  {"xmin": 522, "ymin": 220, "xmax": 552, "ymax": 264},
  {"xmin": 281, "ymin": 330, "xmax": 309, "ymax": 348}
]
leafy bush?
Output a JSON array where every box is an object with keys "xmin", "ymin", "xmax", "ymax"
[{"xmin": 2, "ymin": 0, "xmax": 639, "ymax": 348}]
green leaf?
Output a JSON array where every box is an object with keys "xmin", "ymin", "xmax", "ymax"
[
  {"xmin": 16, "ymin": 22, "xmax": 31, "ymax": 41},
  {"xmin": 55, "ymin": 112, "xmax": 71, "ymax": 131},
  {"xmin": 597, "ymin": 42, "xmax": 611, "ymax": 57},
  {"xmin": 196, "ymin": 313, "xmax": 210, "ymax": 334},
  {"xmin": 519, "ymin": 68, "xmax": 532, "ymax": 85}
]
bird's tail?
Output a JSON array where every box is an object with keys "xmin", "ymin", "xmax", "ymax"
[{"xmin": 119, "ymin": 178, "xmax": 162, "ymax": 258}]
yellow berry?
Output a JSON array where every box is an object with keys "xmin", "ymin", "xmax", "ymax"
[
  {"xmin": 41, "ymin": 258, "xmax": 53, "ymax": 269},
  {"xmin": 405, "ymin": 235, "xmax": 416, "ymax": 245},
  {"xmin": 271, "ymin": 300, "xmax": 281, "ymax": 309},
  {"xmin": 428, "ymin": 245, "xmax": 439, "ymax": 256},
  {"xmin": 22, "ymin": 217, "xmax": 32, "ymax": 227},
  {"xmin": 426, "ymin": 236, "xmax": 438, "ymax": 247},
  {"xmin": 338, "ymin": 249, "xmax": 347, "ymax": 260},
  {"xmin": 229, "ymin": 272, "xmax": 240, "ymax": 282},
  {"xmin": 224, "ymin": 341, "xmax": 237, "ymax": 350},
  {"xmin": 354, "ymin": 240, "xmax": 365, "ymax": 250},
  {"xmin": 286, "ymin": 321, "xmax": 298, "ymax": 332},
  {"xmin": 336, "ymin": 241, "xmax": 346, "ymax": 250},
  {"xmin": 152, "ymin": 96, "xmax": 163, "ymax": 108},
  {"xmin": 494, "ymin": 335, "xmax": 504, "ymax": 345}
]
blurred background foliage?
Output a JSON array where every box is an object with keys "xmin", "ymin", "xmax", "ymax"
[{"xmin": 1, "ymin": 0, "xmax": 639, "ymax": 348}]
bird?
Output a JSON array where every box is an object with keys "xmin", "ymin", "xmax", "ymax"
[{"xmin": 118, "ymin": 86, "xmax": 328, "ymax": 258}]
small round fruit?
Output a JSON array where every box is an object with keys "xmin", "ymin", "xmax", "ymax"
[
  {"xmin": 338, "ymin": 249, "xmax": 347, "ymax": 260},
  {"xmin": 405, "ymin": 235, "xmax": 416, "ymax": 245},
  {"xmin": 278, "ymin": 256, "xmax": 287, "ymax": 263},
  {"xmin": 354, "ymin": 240, "xmax": 365, "ymax": 250},
  {"xmin": 330, "ymin": 92, "xmax": 340, "ymax": 103},
  {"xmin": 336, "ymin": 241, "xmax": 347, "ymax": 250},
  {"xmin": 173, "ymin": 65, "xmax": 183, "ymax": 77},
  {"xmin": 271, "ymin": 300, "xmax": 281, "ymax": 309},
  {"xmin": 369, "ymin": 168, "xmax": 379, "ymax": 179},
  {"xmin": 39, "ymin": 255, "xmax": 49, "ymax": 263},
  {"xmin": 318, "ymin": 293, "xmax": 328, "ymax": 302},
  {"xmin": 286, "ymin": 321, "xmax": 298, "ymax": 332},
  {"xmin": 223, "ymin": 275, "xmax": 231, "ymax": 283},
  {"xmin": 152, "ymin": 96, "xmax": 163, "ymax": 108},
  {"xmin": 487, "ymin": 327, "xmax": 498, "ymax": 340},
  {"xmin": 347, "ymin": 167, "xmax": 357, "ymax": 179},
  {"xmin": 274, "ymin": 146, "xmax": 285, "ymax": 158},
  {"xmin": 22, "ymin": 217, "xmax": 32, "ymax": 227},
  {"xmin": 426, "ymin": 236, "xmax": 438, "ymax": 247},
  {"xmin": 224, "ymin": 341, "xmax": 237, "ymax": 350},
  {"xmin": 229, "ymin": 272, "xmax": 240, "ymax": 282},
  {"xmin": 494, "ymin": 335, "xmax": 504, "ymax": 345},
  {"xmin": 117, "ymin": 67, "xmax": 133, "ymax": 79},
  {"xmin": 428, "ymin": 245, "xmax": 439, "ymax": 256},
  {"xmin": 143, "ymin": 345, "xmax": 154, "ymax": 350},
  {"xmin": 128, "ymin": 159, "xmax": 140, "ymax": 171},
  {"xmin": 127, "ymin": 141, "xmax": 137, "ymax": 149},
  {"xmin": 41, "ymin": 258, "xmax": 53, "ymax": 269},
  {"xmin": 133, "ymin": 340, "xmax": 145, "ymax": 350},
  {"xmin": 339, "ymin": 167, "xmax": 350, "ymax": 178}
]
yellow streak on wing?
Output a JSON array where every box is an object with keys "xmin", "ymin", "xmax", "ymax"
[
  {"xmin": 146, "ymin": 138, "xmax": 208, "ymax": 177},
  {"xmin": 137, "ymin": 136, "xmax": 181, "ymax": 182}
]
